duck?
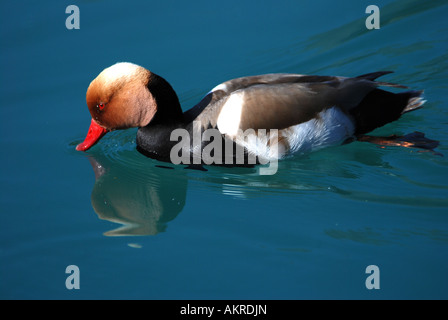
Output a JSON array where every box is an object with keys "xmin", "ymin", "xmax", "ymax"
[{"xmin": 76, "ymin": 62, "xmax": 434, "ymax": 166}]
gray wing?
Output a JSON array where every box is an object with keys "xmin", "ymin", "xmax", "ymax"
[{"xmin": 188, "ymin": 72, "xmax": 398, "ymax": 132}]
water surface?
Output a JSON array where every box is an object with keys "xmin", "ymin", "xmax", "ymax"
[{"xmin": 1, "ymin": 0, "xmax": 447, "ymax": 299}]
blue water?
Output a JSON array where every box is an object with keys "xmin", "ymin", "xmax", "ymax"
[{"xmin": 1, "ymin": 0, "xmax": 447, "ymax": 299}]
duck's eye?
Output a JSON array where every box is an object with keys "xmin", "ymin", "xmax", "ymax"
[{"xmin": 98, "ymin": 103, "xmax": 105, "ymax": 111}]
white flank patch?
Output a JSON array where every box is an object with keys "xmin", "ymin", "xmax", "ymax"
[
  {"xmin": 285, "ymin": 107, "xmax": 355, "ymax": 155},
  {"xmin": 217, "ymin": 91, "xmax": 245, "ymax": 136}
]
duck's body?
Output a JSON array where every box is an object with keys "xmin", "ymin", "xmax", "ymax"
[{"xmin": 77, "ymin": 62, "xmax": 430, "ymax": 165}]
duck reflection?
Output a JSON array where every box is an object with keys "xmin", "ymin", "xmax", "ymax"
[
  {"xmin": 84, "ymin": 138, "xmax": 440, "ymax": 238},
  {"xmin": 87, "ymin": 154, "xmax": 187, "ymax": 236}
]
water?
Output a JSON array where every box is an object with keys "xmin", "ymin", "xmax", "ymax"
[{"xmin": 1, "ymin": 0, "xmax": 447, "ymax": 300}]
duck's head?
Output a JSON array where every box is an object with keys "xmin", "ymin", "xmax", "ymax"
[{"xmin": 76, "ymin": 62, "xmax": 166, "ymax": 151}]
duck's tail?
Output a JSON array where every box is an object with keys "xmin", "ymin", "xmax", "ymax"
[
  {"xmin": 350, "ymin": 86, "xmax": 426, "ymax": 136},
  {"xmin": 349, "ymin": 73, "xmax": 440, "ymax": 154}
]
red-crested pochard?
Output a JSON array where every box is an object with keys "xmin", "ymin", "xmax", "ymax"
[{"xmin": 76, "ymin": 62, "xmax": 435, "ymax": 165}]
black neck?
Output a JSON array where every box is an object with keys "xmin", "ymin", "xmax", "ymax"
[{"xmin": 147, "ymin": 72, "xmax": 184, "ymax": 125}]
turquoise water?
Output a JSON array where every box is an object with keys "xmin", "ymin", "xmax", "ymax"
[{"xmin": 1, "ymin": 0, "xmax": 447, "ymax": 300}]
